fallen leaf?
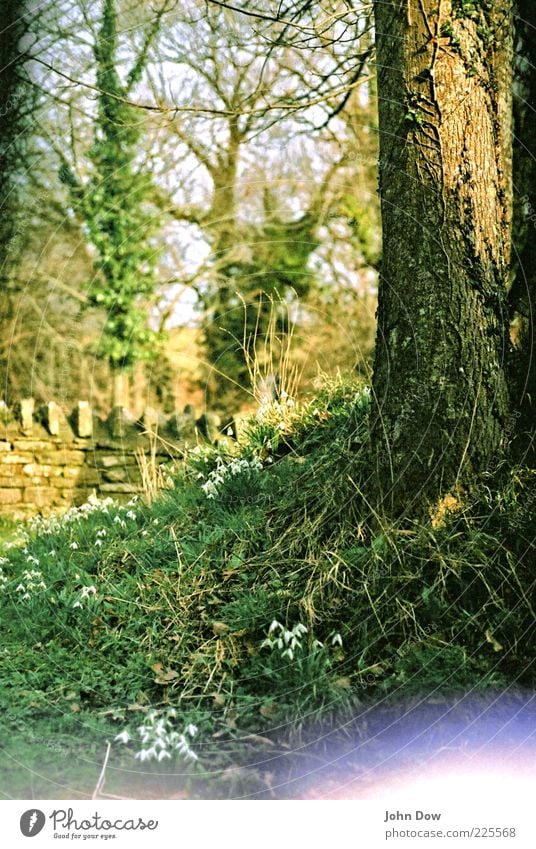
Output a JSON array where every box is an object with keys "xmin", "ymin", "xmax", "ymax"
[
  {"xmin": 212, "ymin": 621, "xmax": 230, "ymax": 636},
  {"xmin": 152, "ymin": 663, "xmax": 179, "ymax": 683},
  {"xmin": 485, "ymin": 629, "xmax": 503, "ymax": 652}
]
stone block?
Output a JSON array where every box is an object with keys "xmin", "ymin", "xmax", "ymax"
[
  {"xmin": 107, "ymin": 406, "xmax": 136, "ymax": 439},
  {"xmin": 74, "ymin": 401, "xmax": 93, "ymax": 438},
  {"xmin": 0, "ymin": 441, "xmax": 11, "ymax": 451},
  {"xmin": 0, "ymin": 488, "xmax": 22, "ymax": 504},
  {"xmin": 97, "ymin": 454, "xmax": 135, "ymax": 468},
  {"xmin": 62, "ymin": 466, "xmax": 83, "ymax": 478},
  {"xmin": 23, "ymin": 487, "xmax": 55, "ymax": 506},
  {"xmin": 46, "ymin": 450, "xmax": 86, "ymax": 465},
  {"xmin": 54, "ymin": 477, "xmax": 78, "ymax": 489},
  {"xmin": 22, "ymin": 463, "xmax": 52, "ymax": 477},
  {"xmin": 2, "ymin": 453, "xmax": 32, "ymax": 464},
  {"xmin": 76, "ymin": 469, "xmax": 101, "ymax": 486},
  {"xmin": 0, "ymin": 475, "xmax": 27, "ymax": 487},
  {"xmin": 43, "ymin": 401, "xmax": 61, "ymax": 436},
  {"xmin": 12, "ymin": 440, "xmax": 55, "ymax": 452},
  {"xmin": 18, "ymin": 398, "xmax": 34, "ymax": 434},
  {"xmin": 100, "ymin": 482, "xmax": 140, "ymax": 493},
  {"xmin": 102, "ymin": 467, "xmax": 128, "ymax": 482}
]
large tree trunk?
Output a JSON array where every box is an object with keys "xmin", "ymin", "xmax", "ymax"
[
  {"xmin": 508, "ymin": 0, "xmax": 536, "ymax": 465},
  {"xmin": 371, "ymin": 0, "xmax": 513, "ymax": 519}
]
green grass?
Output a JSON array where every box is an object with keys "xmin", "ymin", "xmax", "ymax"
[{"xmin": 0, "ymin": 375, "xmax": 534, "ymax": 797}]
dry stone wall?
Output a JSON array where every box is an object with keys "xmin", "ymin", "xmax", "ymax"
[{"xmin": 0, "ymin": 399, "xmax": 223, "ymax": 520}]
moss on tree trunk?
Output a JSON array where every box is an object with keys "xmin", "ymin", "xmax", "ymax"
[{"xmin": 370, "ymin": 0, "xmax": 513, "ymax": 518}]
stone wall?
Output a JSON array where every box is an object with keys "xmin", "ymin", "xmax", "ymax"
[{"xmin": 0, "ymin": 399, "xmax": 223, "ymax": 520}]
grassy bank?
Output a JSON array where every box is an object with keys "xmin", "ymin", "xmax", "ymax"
[{"xmin": 0, "ymin": 376, "xmax": 534, "ymax": 796}]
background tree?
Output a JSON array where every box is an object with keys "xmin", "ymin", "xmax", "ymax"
[
  {"xmin": 371, "ymin": 0, "xmax": 513, "ymax": 518},
  {"xmin": 0, "ymin": 0, "xmax": 40, "ymax": 399},
  {"xmin": 1, "ymin": 0, "xmax": 379, "ymax": 416},
  {"xmin": 59, "ymin": 0, "xmax": 172, "ymax": 408},
  {"xmin": 147, "ymin": 1, "xmax": 376, "ymax": 410}
]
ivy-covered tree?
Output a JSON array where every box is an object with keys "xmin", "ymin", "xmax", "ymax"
[{"xmin": 60, "ymin": 0, "xmax": 169, "ymax": 407}]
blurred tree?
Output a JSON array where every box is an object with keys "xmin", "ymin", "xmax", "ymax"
[
  {"xmin": 59, "ymin": 0, "xmax": 172, "ymax": 407},
  {"xmin": 148, "ymin": 0, "xmax": 375, "ymax": 411},
  {"xmin": 0, "ymin": 0, "xmax": 39, "ymax": 399}
]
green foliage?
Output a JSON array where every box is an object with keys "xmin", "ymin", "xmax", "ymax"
[
  {"xmin": 202, "ymin": 216, "xmax": 320, "ymax": 410},
  {"xmin": 59, "ymin": 0, "xmax": 163, "ymax": 368},
  {"xmin": 0, "ymin": 376, "xmax": 534, "ymax": 788},
  {"xmin": 338, "ymin": 194, "xmax": 381, "ymax": 268}
]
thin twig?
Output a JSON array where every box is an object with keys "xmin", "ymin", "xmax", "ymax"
[{"xmin": 92, "ymin": 740, "xmax": 111, "ymax": 800}]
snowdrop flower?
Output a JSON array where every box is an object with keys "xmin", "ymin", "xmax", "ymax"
[
  {"xmin": 21, "ymin": 593, "xmax": 30, "ymax": 601},
  {"xmin": 95, "ymin": 539, "xmax": 103, "ymax": 547},
  {"xmin": 114, "ymin": 730, "xmax": 131, "ymax": 744},
  {"xmin": 96, "ymin": 529, "xmax": 107, "ymax": 538},
  {"xmin": 80, "ymin": 585, "xmax": 96, "ymax": 599},
  {"xmin": 72, "ymin": 601, "xmax": 83, "ymax": 609},
  {"xmin": 331, "ymin": 633, "xmax": 343, "ymax": 647},
  {"xmin": 69, "ymin": 542, "xmax": 79, "ymax": 550},
  {"xmin": 126, "ymin": 510, "xmax": 136, "ymax": 520},
  {"xmin": 16, "ymin": 584, "xmax": 24, "ymax": 593},
  {"xmin": 157, "ymin": 749, "xmax": 171, "ymax": 761},
  {"xmin": 185, "ymin": 724, "xmax": 198, "ymax": 737}
]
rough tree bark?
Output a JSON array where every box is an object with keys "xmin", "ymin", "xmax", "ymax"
[
  {"xmin": 371, "ymin": 0, "xmax": 513, "ymax": 518},
  {"xmin": 509, "ymin": 0, "xmax": 536, "ymax": 465}
]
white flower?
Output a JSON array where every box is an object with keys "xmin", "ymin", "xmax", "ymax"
[
  {"xmin": 331, "ymin": 632, "xmax": 343, "ymax": 647},
  {"xmin": 157, "ymin": 749, "xmax": 171, "ymax": 761},
  {"xmin": 126, "ymin": 510, "xmax": 136, "ymax": 520},
  {"xmin": 72, "ymin": 601, "xmax": 83, "ymax": 609},
  {"xmin": 185, "ymin": 724, "xmax": 198, "ymax": 737},
  {"xmin": 114, "ymin": 730, "xmax": 131, "ymax": 744},
  {"xmin": 21, "ymin": 593, "xmax": 31, "ymax": 601},
  {"xmin": 80, "ymin": 585, "xmax": 96, "ymax": 599},
  {"xmin": 95, "ymin": 539, "xmax": 103, "ymax": 547},
  {"xmin": 69, "ymin": 542, "xmax": 79, "ymax": 550},
  {"xmin": 16, "ymin": 584, "xmax": 24, "ymax": 592}
]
